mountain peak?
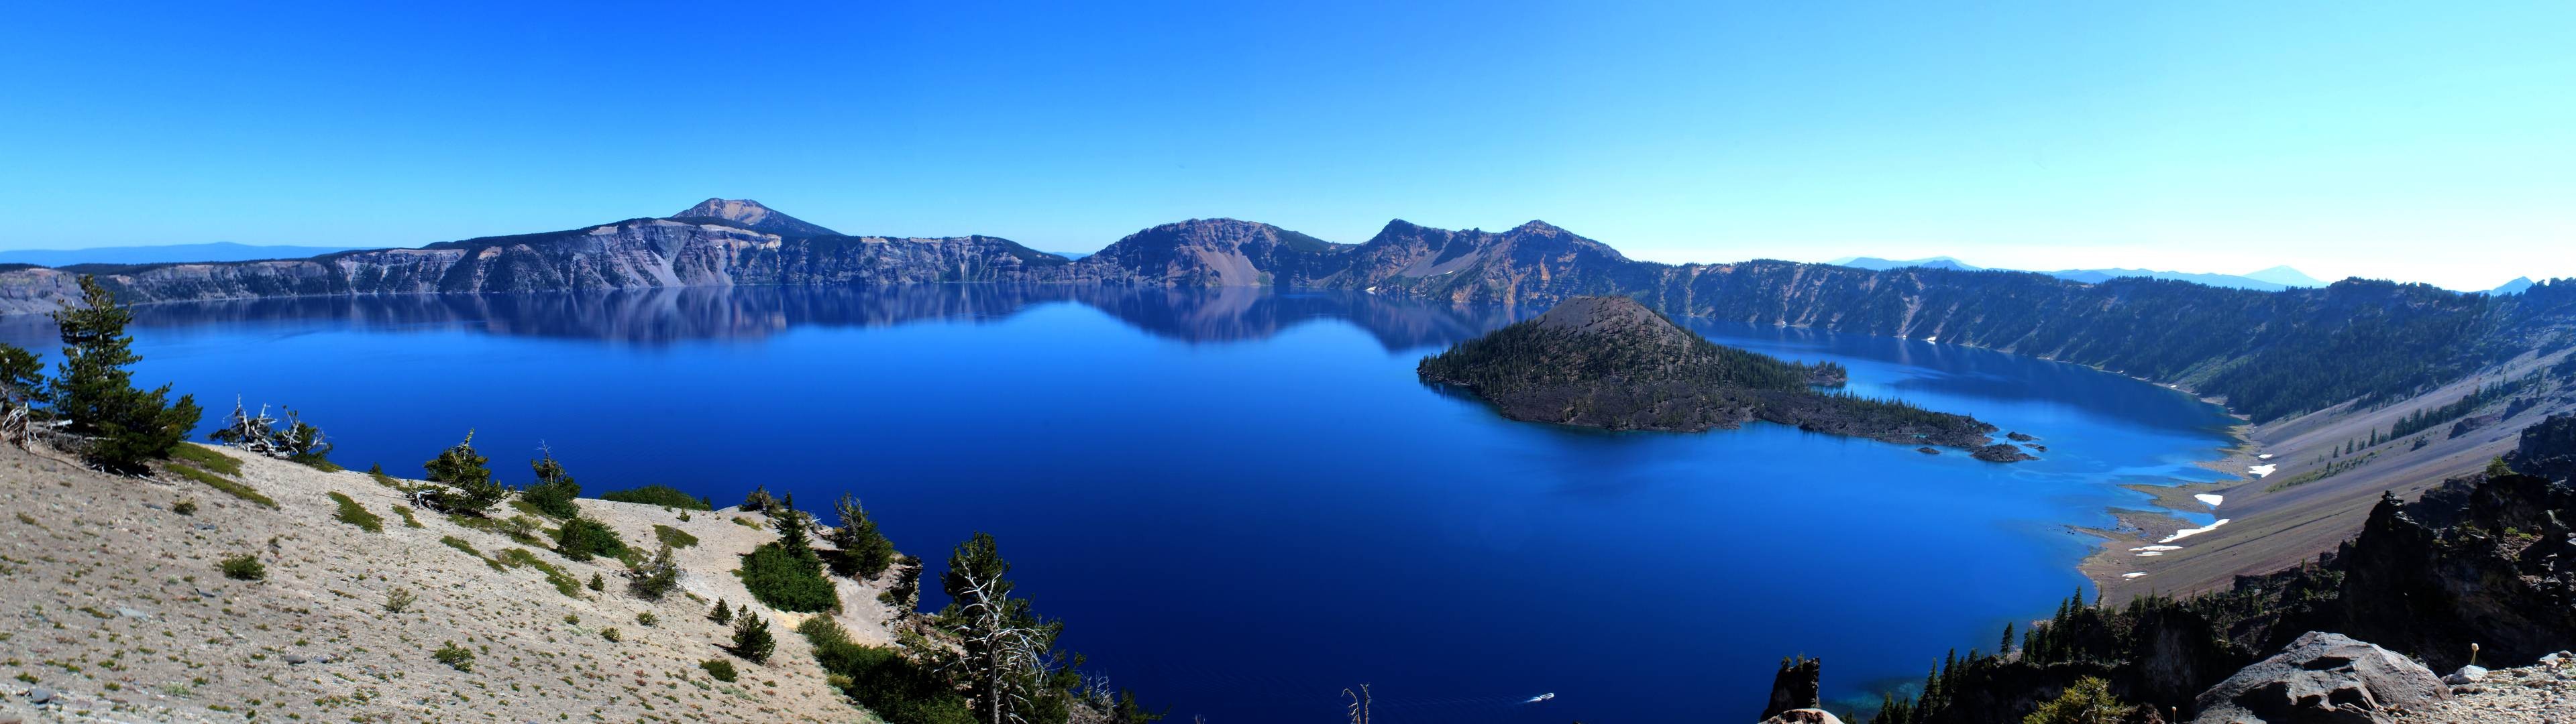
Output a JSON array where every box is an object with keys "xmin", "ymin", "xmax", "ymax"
[
  {"xmin": 2241, "ymin": 265, "xmax": 2328, "ymax": 288},
  {"xmin": 2491, "ymin": 277, "xmax": 2536, "ymax": 296},
  {"xmin": 1532, "ymin": 296, "xmax": 1683, "ymax": 343},
  {"xmin": 669, "ymin": 198, "xmax": 840, "ymax": 238},
  {"xmin": 1511, "ymin": 220, "xmax": 1566, "ymax": 235}
]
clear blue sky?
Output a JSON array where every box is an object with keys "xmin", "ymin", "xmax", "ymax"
[{"xmin": 3, "ymin": 1, "xmax": 2568, "ymax": 290}]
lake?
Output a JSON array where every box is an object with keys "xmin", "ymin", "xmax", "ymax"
[{"xmin": 0, "ymin": 285, "xmax": 2237, "ymax": 722}]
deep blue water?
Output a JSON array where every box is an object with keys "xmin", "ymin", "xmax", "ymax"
[{"xmin": 0, "ymin": 286, "xmax": 2237, "ymax": 723}]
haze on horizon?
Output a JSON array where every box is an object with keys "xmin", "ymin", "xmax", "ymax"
[{"xmin": 1, "ymin": 1, "xmax": 2567, "ymax": 291}]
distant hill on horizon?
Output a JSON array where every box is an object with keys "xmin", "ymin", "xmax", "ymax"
[
  {"xmin": 1824, "ymin": 255, "xmax": 2328, "ymax": 292},
  {"xmin": 0, "ymin": 241, "xmax": 367, "ymax": 267}
]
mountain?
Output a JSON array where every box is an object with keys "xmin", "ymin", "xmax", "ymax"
[
  {"xmin": 1828, "ymin": 256, "xmax": 1984, "ymax": 272},
  {"xmin": 1826, "ymin": 257, "xmax": 2330, "ymax": 292},
  {"xmin": 1416, "ymin": 296, "xmax": 2021, "ymax": 456},
  {"xmin": 2043, "ymin": 267, "xmax": 2292, "ymax": 291},
  {"xmin": 2491, "ymin": 276, "xmax": 2536, "ymax": 295},
  {"xmin": 4, "ymin": 201, "xmax": 2571, "ymax": 428},
  {"xmin": 669, "ymin": 198, "xmax": 842, "ymax": 238},
  {"xmin": 0, "ymin": 241, "xmax": 366, "ymax": 267},
  {"xmin": 2242, "ymin": 265, "xmax": 2328, "ymax": 288},
  {"xmin": 1059, "ymin": 218, "xmax": 1350, "ymax": 286}
]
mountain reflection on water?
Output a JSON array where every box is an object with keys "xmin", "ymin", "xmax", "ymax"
[{"xmin": 76, "ymin": 285, "xmax": 1527, "ymax": 351}]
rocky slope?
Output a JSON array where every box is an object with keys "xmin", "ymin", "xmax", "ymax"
[
  {"xmin": 1416, "ymin": 296, "xmax": 2010, "ymax": 451},
  {"xmin": 1841, "ymin": 414, "xmax": 2576, "ymax": 723},
  {"xmin": 0, "ymin": 442, "xmax": 898, "ymax": 723}
]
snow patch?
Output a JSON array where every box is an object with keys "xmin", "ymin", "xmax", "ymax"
[
  {"xmin": 2129, "ymin": 545, "xmax": 2182, "ymax": 552},
  {"xmin": 2122, "ymin": 572, "xmax": 2149, "ymax": 579},
  {"xmin": 2159, "ymin": 519, "xmax": 2231, "ymax": 544},
  {"xmin": 2247, "ymin": 464, "xmax": 2277, "ymax": 478},
  {"xmin": 2194, "ymin": 493, "xmax": 2224, "ymax": 508}
]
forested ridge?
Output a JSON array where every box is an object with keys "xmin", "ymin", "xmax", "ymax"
[{"xmin": 1417, "ymin": 296, "xmax": 2002, "ymax": 449}]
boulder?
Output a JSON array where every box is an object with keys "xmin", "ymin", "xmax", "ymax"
[
  {"xmin": 2440, "ymin": 665, "xmax": 2485, "ymax": 685},
  {"xmin": 2189, "ymin": 632, "xmax": 2445, "ymax": 723},
  {"xmin": 1758, "ymin": 710, "xmax": 1843, "ymax": 724}
]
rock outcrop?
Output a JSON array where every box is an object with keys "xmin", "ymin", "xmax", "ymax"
[
  {"xmin": 1762, "ymin": 656, "xmax": 1823, "ymax": 720},
  {"xmin": 2188, "ymin": 632, "xmax": 2445, "ymax": 723}
]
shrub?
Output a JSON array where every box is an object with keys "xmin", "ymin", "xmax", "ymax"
[
  {"xmin": 48, "ymin": 276, "xmax": 201, "ymax": 474},
  {"xmin": 653, "ymin": 524, "xmax": 699, "ymax": 548},
  {"xmin": 327, "ymin": 491, "xmax": 383, "ymax": 533},
  {"xmin": 172, "ymin": 498, "xmax": 197, "ymax": 516},
  {"xmin": 600, "ymin": 627, "xmax": 621, "ymax": 643},
  {"xmin": 521, "ymin": 448, "xmax": 581, "ymax": 518},
  {"xmin": 627, "ymin": 544, "xmax": 680, "ymax": 600},
  {"xmin": 699, "ymin": 658, "xmax": 737, "ymax": 682},
  {"xmin": 801, "ymin": 621, "xmax": 976, "ymax": 724},
  {"xmin": 599, "ymin": 484, "xmax": 712, "ymax": 510},
  {"xmin": 587, "ymin": 572, "xmax": 606, "ymax": 592},
  {"xmin": 2023, "ymin": 676, "xmax": 2133, "ymax": 724},
  {"xmin": 727, "ymin": 611, "xmax": 775, "ymax": 663},
  {"xmin": 432, "ymin": 641, "xmax": 474, "ymax": 672},
  {"xmin": 709, "ymin": 598, "xmax": 733, "ymax": 624},
  {"xmin": 827, "ymin": 493, "xmax": 897, "ymax": 579},
  {"xmin": 219, "ymin": 554, "xmax": 266, "ymax": 581},
  {"xmin": 494, "ymin": 548, "xmax": 583, "ymax": 598},
  {"xmin": 421, "ymin": 430, "xmax": 504, "ymax": 515},
  {"xmin": 739, "ymin": 542, "xmax": 837, "ymax": 612},
  {"xmin": 382, "ymin": 587, "xmax": 415, "ymax": 613},
  {"xmin": 169, "ymin": 444, "xmax": 242, "ymax": 476},
  {"xmin": 168, "ymin": 462, "xmax": 276, "ymax": 507},
  {"xmin": 637, "ymin": 611, "xmax": 657, "ymax": 627},
  {"xmin": 553, "ymin": 517, "xmax": 627, "ymax": 562},
  {"xmin": 740, "ymin": 485, "xmax": 778, "ymax": 514}
]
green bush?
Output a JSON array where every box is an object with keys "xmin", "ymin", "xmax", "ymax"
[
  {"xmin": 168, "ymin": 463, "xmax": 275, "ymax": 507},
  {"xmin": 600, "ymin": 627, "xmax": 621, "ymax": 643},
  {"xmin": 218, "ymin": 554, "xmax": 266, "ymax": 581},
  {"xmin": 553, "ymin": 517, "xmax": 627, "ymax": 562},
  {"xmin": 327, "ymin": 491, "xmax": 383, "ymax": 533},
  {"xmin": 708, "ymin": 598, "xmax": 733, "ymax": 624},
  {"xmin": 172, "ymin": 498, "xmax": 197, "ymax": 516},
  {"xmin": 699, "ymin": 658, "xmax": 737, "ymax": 682},
  {"xmin": 627, "ymin": 544, "xmax": 680, "ymax": 600},
  {"xmin": 653, "ymin": 524, "xmax": 699, "ymax": 548},
  {"xmin": 800, "ymin": 617, "xmax": 975, "ymax": 724},
  {"xmin": 599, "ymin": 485, "xmax": 712, "ymax": 510},
  {"xmin": 2023, "ymin": 676, "xmax": 2133, "ymax": 724},
  {"xmin": 827, "ymin": 493, "xmax": 897, "ymax": 579},
  {"xmin": 739, "ymin": 542, "xmax": 838, "ymax": 612},
  {"xmin": 637, "ymin": 611, "xmax": 657, "ymax": 627},
  {"xmin": 432, "ymin": 642, "xmax": 474, "ymax": 672},
  {"xmin": 521, "ymin": 450, "xmax": 581, "ymax": 518}
]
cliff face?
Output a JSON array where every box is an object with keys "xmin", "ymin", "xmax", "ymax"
[{"xmin": 5, "ymin": 215, "xmax": 1069, "ymax": 312}]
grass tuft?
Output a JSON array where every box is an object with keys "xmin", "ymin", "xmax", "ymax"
[
  {"xmin": 168, "ymin": 463, "xmax": 276, "ymax": 508},
  {"xmin": 653, "ymin": 524, "xmax": 699, "ymax": 549},
  {"xmin": 327, "ymin": 491, "xmax": 383, "ymax": 533}
]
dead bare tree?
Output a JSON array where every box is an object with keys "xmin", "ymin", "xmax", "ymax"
[
  {"xmin": 207, "ymin": 398, "xmax": 330, "ymax": 461},
  {"xmin": 1342, "ymin": 684, "xmax": 1372, "ymax": 724},
  {"xmin": 939, "ymin": 535, "xmax": 1061, "ymax": 724}
]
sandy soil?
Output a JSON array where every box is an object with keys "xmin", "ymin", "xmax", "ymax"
[
  {"xmin": 2085, "ymin": 348, "xmax": 2576, "ymax": 601},
  {"xmin": 0, "ymin": 442, "xmax": 900, "ymax": 723}
]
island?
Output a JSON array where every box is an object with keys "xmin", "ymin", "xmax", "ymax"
[{"xmin": 1417, "ymin": 296, "xmax": 2027, "ymax": 459}]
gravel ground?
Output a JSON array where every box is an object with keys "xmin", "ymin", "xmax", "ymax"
[
  {"xmin": 0, "ymin": 442, "xmax": 900, "ymax": 722},
  {"xmin": 2400, "ymin": 654, "xmax": 2576, "ymax": 723}
]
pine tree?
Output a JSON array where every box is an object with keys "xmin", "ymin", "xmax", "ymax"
[
  {"xmin": 708, "ymin": 597, "xmax": 733, "ymax": 624},
  {"xmin": 522, "ymin": 446, "xmax": 580, "ymax": 518},
  {"xmin": 2000, "ymin": 622, "xmax": 2016, "ymax": 654},
  {"xmin": 727, "ymin": 609, "xmax": 774, "ymax": 663},
  {"xmin": 422, "ymin": 430, "xmax": 504, "ymax": 514},
  {"xmin": 826, "ymin": 493, "xmax": 897, "ymax": 579},
  {"xmin": 46, "ymin": 276, "xmax": 200, "ymax": 473}
]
